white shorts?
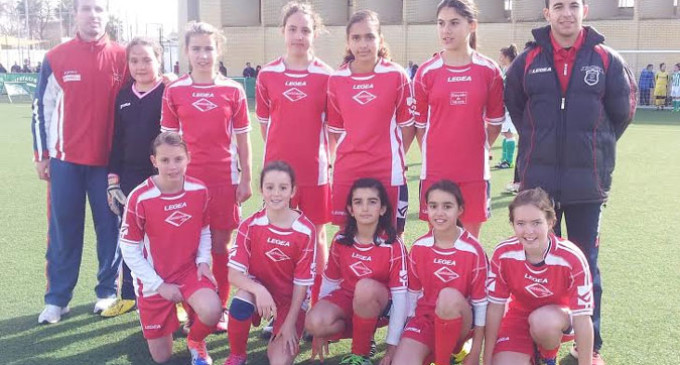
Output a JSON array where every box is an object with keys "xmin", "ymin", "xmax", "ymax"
[
  {"xmin": 671, "ymin": 86, "xmax": 680, "ymax": 98},
  {"xmin": 501, "ymin": 112, "xmax": 516, "ymax": 134}
]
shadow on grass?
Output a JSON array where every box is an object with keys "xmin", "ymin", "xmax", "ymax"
[{"xmin": 0, "ymin": 304, "xmax": 274, "ymax": 365}]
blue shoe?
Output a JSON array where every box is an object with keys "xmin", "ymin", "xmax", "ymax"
[{"xmin": 187, "ymin": 339, "xmax": 213, "ymax": 365}]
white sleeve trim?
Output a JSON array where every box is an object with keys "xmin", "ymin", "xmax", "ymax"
[
  {"xmin": 386, "ymin": 289, "xmax": 408, "ymax": 346},
  {"xmin": 195, "ymin": 226, "xmax": 212, "ymax": 265},
  {"xmin": 233, "ymin": 125, "xmax": 252, "ymax": 134},
  {"xmin": 293, "ymin": 278, "xmax": 314, "ymax": 286},
  {"xmin": 120, "ymin": 240, "xmax": 164, "ymax": 291},
  {"xmin": 327, "ymin": 126, "xmax": 345, "ymax": 134},
  {"xmin": 160, "ymin": 126, "xmax": 179, "ymax": 132},
  {"xmin": 472, "ymin": 301, "xmax": 488, "ymax": 327},
  {"xmin": 571, "ymin": 309, "xmax": 594, "ymax": 317},
  {"xmin": 227, "ymin": 260, "xmax": 248, "ymax": 273},
  {"xmin": 414, "ymin": 122, "xmax": 427, "ymax": 129},
  {"xmin": 488, "ymin": 295, "xmax": 509, "ymax": 305},
  {"xmin": 485, "ymin": 116, "xmax": 505, "ymax": 125}
]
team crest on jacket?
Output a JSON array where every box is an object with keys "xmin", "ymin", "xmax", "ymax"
[{"xmin": 582, "ymin": 65, "xmax": 604, "ymax": 86}]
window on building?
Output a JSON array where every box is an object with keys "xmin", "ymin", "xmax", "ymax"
[
  {"xmin": 504, "ymin": 0, "xmax": 512, "ymax": 11},
  {"xmin": 618, "ymin": 0, "xmax": 634, "ymax": 7}
]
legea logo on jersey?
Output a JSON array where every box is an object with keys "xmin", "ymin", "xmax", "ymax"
[
  {"xmin": 447, "ymin": 76, "xmax": 472, "ymax": 82},
  {"xmin": 434, "ymin": 266, "xmax": 459, "ymax": 283},
  {"xmin": 267, "ymin": 237, "xmax": 291, "ymax": 247},
  {"xmin": 192, "ymin": 98, "xmax": 218, "ymax": 112},
  {"xmin": 352, "ymin": 90, "xmax": 377, "ymax": 105},
  {"xmin": 283, "ymin": 88, "xmax": 307, "ymax": 102},
  {"xmin": 165, "ymin": 210, "xmax": 192, "ymax": 227},
  {"xmin": 349, "ymin": 261, "xmax": 373, "ymax": 277},
  {"xmin": 524, "ymin": 283, "xmax": 554, "ymax": 299},
  {"xmin": 265, "ymin": 248, "xmax": 291, "ymax": 262}
]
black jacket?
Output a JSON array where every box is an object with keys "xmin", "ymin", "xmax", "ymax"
[{"xmin": 505, "ymin": 26, "xmax": 636, "ymax": 206}]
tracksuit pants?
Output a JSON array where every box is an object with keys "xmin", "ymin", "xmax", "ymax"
[
  {"xmin": 44, "ymin": 159, "xmax": 120, "ymax": 307},
  {"xmin": 554, "ymin": 202, "xmax": 604, "ymax": 351}
]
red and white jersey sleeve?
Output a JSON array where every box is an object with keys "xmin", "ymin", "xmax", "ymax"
[
  {"xmin": 119, "ymin": 176, "xmax": 210, "ymax": 297},
  {"xmin": 324, "ymin": 233, "xmax": 408, "ymax": 295},
  {"xmin": 327, "ymin": 59, "xmax": 414, "ymax": 187},
  {"xmin": 228, "ymin": 209, "xmax": 316, "ymax": 304},
  {"xmin": 409, "ymin": 230, "xmax": 488, "ymax": 320},
  {"xmin": 487, "ymin": 234, "xmax": 593, "ymax": 317},
  {"xmin": 256, "ymin": 57, "xmax": 333, "ymax": 186},
  {"xmin": 414, "ymin": 51, "xmax": 505, "ymax": 183},
  {"xmin": 161, "ymin": 74, "xmax": 251, "ymax": 187}
]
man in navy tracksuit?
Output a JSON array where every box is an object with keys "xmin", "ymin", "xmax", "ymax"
[{"xmin": 504, "ymin": 1, "xmax": 636, "ymax": 363}]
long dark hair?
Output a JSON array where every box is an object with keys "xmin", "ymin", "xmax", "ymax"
[
  {"xmin": 338, "ymin": 178, "xmax": 397, "ymax": 246},
  {"xmin": 437, "ymin": 0, "xmax": 479, "ymax": 50},
  {"xmin": 425, "ymin": 179, "xmax": 465, "ymax": 228},
  {"xmin": 259, "ymin": 160, "xmax": 296, "ymax": 189},
  {"xmin": 342, "ymin": 10, "xmax": 391, "ymax": 66},
  {"xmin": 500, "ymin": 43, "xmax": 518, "ymax": 63}
]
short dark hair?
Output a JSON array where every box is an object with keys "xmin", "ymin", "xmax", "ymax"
[
  {"xmin": 259, "ymin": 160, "xmax": 296, "ymax": 189},
  {"xmin": 545, "ymin": 0, "xmax": 586, "ymax": 8}
]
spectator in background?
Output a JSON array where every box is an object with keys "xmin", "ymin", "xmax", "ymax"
[
  {"xmin": 11, "ymin": 62, "xmax": 21, "ymax": 73},
  {"xmin": 22, "ymin": 59, "xmax": 32, "ymax": 73},
  {"xmin": 173, "ymin": 61, "xmax": 179, "ymax": 75},
  {"xmin": 0, "ymin": 62, "xmax": 7, "ymax": 73},
  {"xmin": 254, "ymin": 65, "xmax": 261, "ymax": 78},
  {"xmin": 638, "ymin": 64, "xmax": 654, "ymax": 106},
  {"xmin": 654, "ymin": 62, "xmax": 669, "ymax": 110},
  {"xmin": 219, "ymin": 61, "xmax": 227, "ymax": 76},
  {"xmin": 242, "ymin": 61, "xmax": 256, "ymax": 78},
  {"xmin": 35, "ymin": 62, "xmax": 42, "ymax": 73}
]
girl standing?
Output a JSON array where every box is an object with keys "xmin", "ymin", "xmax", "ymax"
[
  {"xmin": 161, "ymin": 21, "xmax": 253, "ymax": 328},
  {"xmin": 654, "ymin": 62, "xmax": 669, "ymax": 110},
  {"xmin": 120, "ymin": 132, "xmax": 222, "ymax": 365},
  {"xmin": 414, "ymin": 0, "xmax": 505, "ymax": 238},
  {"xmin": 484, "ymin": 188, "xmax": 594, "ymax": 365},
  {"xmin": 393, "ymin": 180, "xmax": 487, "ymax": 365},
  {"xmin": 225, "ymin": 161, "xmax": 317, "ymax": 365},
  {"xmin": 305, "ymin": 178, "xmax": 409, "ymax": 365},
  {"xmin": 256, "ymin": 1, "xmax": 333, "ymax": 306},
  {"xmin": 327, "ymin": 10, "xmax": 415, "ymax": 234},
  {"xmin": 105, "ymin": 36, "xmax": 165, "ymax": 318}
]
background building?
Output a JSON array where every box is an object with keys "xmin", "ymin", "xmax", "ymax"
[{"xmin": 177, "ymin": 0, "xmax": 680, "ymax": 77}]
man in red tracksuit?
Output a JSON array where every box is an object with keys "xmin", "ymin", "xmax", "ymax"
[{"xmin": 32, "ymin": 0, "xmax": 127, "ymax": 324}]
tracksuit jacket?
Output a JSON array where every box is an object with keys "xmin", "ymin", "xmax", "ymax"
[{"xmin": 504, "ymin": 26, "xmax": 637, "ymax": 206}]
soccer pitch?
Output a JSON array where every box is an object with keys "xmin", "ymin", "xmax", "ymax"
[{"xmin": 0, "ymin": 104, "xmax": 678, "ymax": 364}]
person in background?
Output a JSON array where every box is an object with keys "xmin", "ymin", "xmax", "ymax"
[
  {"xmin": 219, "ymin": 61, "xmax": 227, "ymax": 76},
  {"xmin": 243, "ymin": 62, "xmax": 256, "ymax": 78},
  {"xmin": 638, "ymin": 64, "xmax": 654, "ymax": 106},
  {"xmin": 11, "ymin": 62, "xmax": 21, "ymax": 73},
  {"xmin": 654, "ymin": 62, "xmax": 669, "ymax": 110},
  {"xmin": 0, "ymin": 62, "xmax": 7, "ymax": 73}
]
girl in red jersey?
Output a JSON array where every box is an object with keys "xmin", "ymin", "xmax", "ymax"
[
  {"xmin": 484, "ymin": 188, "xmax": 594, "ymax": 365},
  {"xmin": 225, "ymin": 161, "xmax": 316, "ymax": 365},
  {"xmin": 105, "ymin": 37, "xmax": 165, "ymax": 318},
  {"xmin": 327, "ymin": 10, "xmax": 416, "ymax": 234},
  {"xmin": 120, "ymin": 132, "xmax": 222, "ymax": 365},
  {"xmin": 305, "ymin": 178, "xmax": 409, "ymax": 365},
  {"xmin": 256, "ymin": 1, "xmax": 333, "ymax": 308},
  {"xmin": 161, "ymin": 21, "xmax": 253, "ymax": 329},
  {"xmin": 414, "ymin": 0, "xmax": 505, "ymax": 238},
  {"xmin": 393, "ymin": 180, "xmax": 488, "ymax": 365}
]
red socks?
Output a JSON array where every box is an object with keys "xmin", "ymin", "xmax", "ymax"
[
  {"xmin": 212, "ymin": 252, "xmax": 230, "ymax": 307},
  {"xmin": 351, "ymin": 314, "xmax": 378, "ymax": 356},
  {"xmin": 227, "ymin": 313, "xmax": 251, "ymax": 356},
  {"xmin": 188, "ymin": 317, "xmax": 214, "ymax": 342},
  {"xmin": 538, "ymin": 345, "xmax": 559, "ymax": 359},
  {"xmin": 434, "ymin": 316, "xmax": 462, "ymax": 365}
]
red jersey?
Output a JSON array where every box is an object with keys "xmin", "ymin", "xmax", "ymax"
[
  {"xmin": 161, "ymin": 74, "xmax": 251, "ymax": 187},
  {"xmin": 323, "ymin": 233, "xmax": 408, "ymax": 295},
  {"xmin": 228, "ymin": 209, "xmax": 316, "ymax": 304},
  {"xmin": 487, "ymin": 234, "xmax": 593, "ymax": 317},
  {"xmin": 120, "ymin": 176, "xmax": 210, "ymax": 297},
  {"xmin": 327, "ymin": 59, "xmax": 414, "ymax": 187},
  {"xmin": 414, "ymin": 51, "xmax": 505, "ymax": 183},
  {"xmin": 256, "ymin": 57, "xmax": 333, "ymax": 186},
  {"xmin": 408, "ymin": 229, "xmax": 488, "ymax": 321}
]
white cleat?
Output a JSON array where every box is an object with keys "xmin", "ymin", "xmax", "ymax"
[
  {"xmin": 38, "ymin": 304, "xmax": 70, "ymax": 324},
  {"xmin": 93, "ymin": 297, "xmax": 117, "ymax": 314}
]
